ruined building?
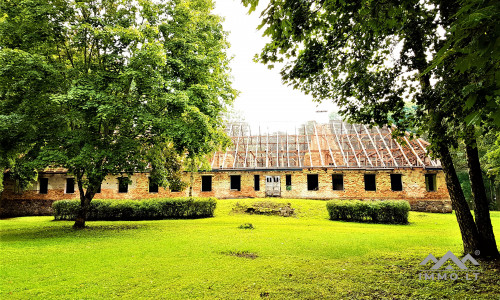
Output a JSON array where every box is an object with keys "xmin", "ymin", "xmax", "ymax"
[{"xmin": 0, "ymin": 121, "xmax": 452, "ymax": 217}]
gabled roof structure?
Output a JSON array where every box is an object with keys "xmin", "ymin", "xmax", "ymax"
[{"xmin": 209, "ymin": 121, "xmax": 440, "ymax": 170}]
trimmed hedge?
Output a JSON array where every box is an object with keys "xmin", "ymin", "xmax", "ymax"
[
  {"xmin": 53, "ymin": 197, "xmax": 217, "ymax": 221},
  {"xmin": 326, "ymin": 200, "xmax": 410, "ymax": 224}
]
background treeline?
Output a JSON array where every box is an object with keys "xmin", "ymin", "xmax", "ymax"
[{"xmin": 453, "ymin": 131, "xmax": 500, "ymax": 210}]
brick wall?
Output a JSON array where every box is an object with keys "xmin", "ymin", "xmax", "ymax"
[{"xmin": 0, "ymin": 168, "xmax": 452, "ymax": 217}]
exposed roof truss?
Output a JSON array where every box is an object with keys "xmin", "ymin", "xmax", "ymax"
[{"xmin": 209, "ymin": 121, "xmax": 440, "ymax": 170}]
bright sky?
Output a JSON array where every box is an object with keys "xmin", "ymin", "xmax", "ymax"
[{"xmin": 213, "ymin": 0, "xmax": 337, "ymax": 132}]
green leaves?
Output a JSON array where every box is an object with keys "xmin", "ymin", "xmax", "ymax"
[
  {"xmin": 0, "ymin": 0, "xmax": 236, "ymax": 201},
  {"xmin": 244, "ymin": 0, "xmax": 499, "ymax": 158},
  {"xmin": 431, "ymin": 0, "xmax": 500, "ymax": 129}
]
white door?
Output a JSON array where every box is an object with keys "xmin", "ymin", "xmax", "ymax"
[{"xmin": 265, "ymin": 176, "xmax": 281, "ymax": 197}]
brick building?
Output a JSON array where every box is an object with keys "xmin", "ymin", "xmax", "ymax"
[{"xmin": 0, "ymin": 121, "xmax": 452, "ymax": 216}]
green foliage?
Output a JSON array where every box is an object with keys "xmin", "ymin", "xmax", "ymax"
[
  {"xmin": 243, "ymin": 0, "xmax": 431, "ymax": 132},
  {"xmin": 53, "ymin": 197, "xmax": 217, "ymax": 221},
  {"xmin": 238, "ymin": 223, "xmax": 255, "ymax": 229},
  {"xmin": 0, "ymin": 0, "xmax": 235, "ymax": 221},
  {"xmin": 452, "ymin": 132, "xmax": 499, "ymax": 210},
  {"xmin": 241, "ymin": 0, "xmax": 496, "ymax": 152},
  {"xmin": 0, "ymin": 48, "xmax": 63, "ymax": 192},
  {"xmin": 432, "ymin": 0, "xmax": 500, "ymax": 128},
  {"xmin": 326, "ymin": 200, "xmax": 410, "ymax": 224},
  {"xmin": 483, "ymin": 132, "xmax": 500, "ymax": 179},
  {"xmin": 242, "ymin": 0, "xmax": 499, "ymax": 254},
  {"xmin": 456, "ymin": 170, "xmax": 474, "ymax": 208}
]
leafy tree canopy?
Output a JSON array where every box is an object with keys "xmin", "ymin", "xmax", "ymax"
[
  {"xmin": 431, "ymin": 0, "xmax": 499, "ymax": 129},
  {"xmin": 242, "ymin": 0, "xmax": 497, "ymax": 146},
  {"xmin": 0, "ymin": 0, "xmax": 236, "ymax": 226},
  {"xmin": 241, "ymin": 0, "xmax": 499, "ymax": 256}
]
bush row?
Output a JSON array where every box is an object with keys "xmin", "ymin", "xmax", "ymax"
[
  {"xmin": 53, "ymin": 197, "xmax": 217, "ymax": 221},
  {"xmin": 326, "ymin": 200, "xmax": 410, "ymax": 224}
]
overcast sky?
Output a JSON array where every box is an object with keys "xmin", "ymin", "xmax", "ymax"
[{"xmin": 213, "ymin": 0, "xmax": 337, "ymax": 132}]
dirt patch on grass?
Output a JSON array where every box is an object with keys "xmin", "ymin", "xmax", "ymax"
[
  {"xmin": 221, "ymin": 250, "xmax": 258, "ymax": 259},
  {"xmin": 232, "ymin": 201, "xmax": 295, "ymax": 217}
]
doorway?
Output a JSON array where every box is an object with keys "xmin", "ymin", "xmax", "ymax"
[{"xmin": 265, "ymin": 176, "xmax": 281, "ymax": 197}]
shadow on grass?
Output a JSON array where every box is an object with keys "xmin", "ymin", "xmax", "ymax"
[
  {"xmin": 327, "ymin": 219, "xmax": 412, "ymax": 226},
  {"xmin": 0, "ymin": 223, "xmax": 148, "ymax": 243}
]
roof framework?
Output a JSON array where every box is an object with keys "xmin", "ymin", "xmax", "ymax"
[{"xmin": 210, "ymin": 121, "xmax": 440, "ymax": 170}]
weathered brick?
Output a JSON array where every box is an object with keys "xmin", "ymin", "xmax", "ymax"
[{"xmin": 0, "ymin": 168, "xmax": 452, "ymax": 216}]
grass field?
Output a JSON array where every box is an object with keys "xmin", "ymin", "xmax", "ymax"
[{"xmin": 1, "ymin": 198, "xmax": 499, "ymax": 299}]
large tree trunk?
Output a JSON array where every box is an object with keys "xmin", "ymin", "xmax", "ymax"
[
  {"xmin": 0, "ymin": 167, "xmax": 4, "ymax": 195},
  {"xmin": 436, "ymin": 141, "xmax": 482, "ymax": 255},
  {"xmin": 73, "ymin": 175, "xmax": 99, "ymax": 229},
  {"xmin": 74, "ymin": 193, "xmax": 91, "ymax": 229},
  {"xmin": 189, "ymin": 159, "xmax": 195, "ymax": 198},
  {"xmin": 189, "ymin": 171, "xmax": 194, "ymax": 198},
  {"xmin": 465, "ymin": 139, "xmax": 500, "ymax": 258},
  {"xmin": 496, "ymin": 184, "xmax": 500, "ymax": 211}
]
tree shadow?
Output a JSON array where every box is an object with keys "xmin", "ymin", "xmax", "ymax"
[{"xmin": 0, "ymin": 222, "xmax": 149, "ymax": 243}]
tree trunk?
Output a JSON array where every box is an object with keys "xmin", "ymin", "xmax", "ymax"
[
  {"xmin": 188, "ymin": 159, "xmax": 196, "ymax": 198},
  {"xmin": 189, "ymin": 172, "xmax": 193, "ymax": 197},
  {"xmin": 465, "ymin": 140, "xmax": 500, "ymax": 258},
  {"xmin": 189, "ymin": 168, "xmax": 194, "ymax": 198},
  {"xmin": 496, "ymin": 184, "xmax": 500, "ymax": 211},
  {"xmin": 73, "ymin": 194, "xmax": 91, "ymax": 229},
  {"xmin": 73, "ymin": 175, "xmax": 99, "ymax": 229},
  {"xmin": 436, "ymin": 141, "xmax": 482, "ymax": 255},
  {"xmin": 0, "ymin": 167, "xmax": 4, "ymax": 195}
]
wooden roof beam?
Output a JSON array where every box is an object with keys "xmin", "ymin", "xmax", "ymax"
[
  {"xmin": 243, "ymin": 126, "xmax": 250, "ymax": 168},
  {"xmin": 322, "ymin": 125, "xmax": 337, "ymax": 167},
  {"xmin": 416, "ymin": 138, "xmax": 438, "ymax": 167},
  {"xmin": 342, "ymin": 122, "xmax": 361, "ymax": 167},
  {"xmin": 352, "ymin": 123, "xmax": 374, "ymax": 167},
  {"xmin": 276, "ymin": 131, "xmax": 280, "ymax": 167},
  {"xmin": 286, "ymin": 129, "xmax": 290, "ymax": 167},
  {"xmin": 375, "ymin": 127, "xmax": 398, "ymax": 167},
  {"xmin": 313, "ymin": 123, "xmax": 325, "ymax": 166},
  {"xmin": 331, "ymin": 122, "xmax": 349, "ymax": 166},
  {"xmin": 362, "ymin": 125, "xmax": 386, "ymax": 167},
  {"xmin": 266, "ymin": 130, "xmax": 269, "ymax": 168},
  {"xmin": 296, "ymin": 126, "xmax": 302, "ymax": 167},
  {"xmin": 304, "ymin": 124, "xmax": 314, "ymax": 166},
  {"xmin": 220, "ymin": 124, "xmax": 234, "ymax": 168},
  {"xmin": 387, "ymin": 127, "xmax": 413, "ymax": 167},
  {"xmin": 232, "ymin": 124, "xmax": 243, "ymax": 168},
  {"xmin": 403, "ymin": 136, "xmax": 425, "ymax": 167}
]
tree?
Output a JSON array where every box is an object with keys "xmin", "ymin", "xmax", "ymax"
[
  {"xmin": 451, "ymin": 137, "xmax": 497, "ymax": 211},
  {"xmin": 0, "ymin": 50, "xmax": 62, "ymax": 193},
  {"xmin": 0, "ymin": 0, "xmax": 235, "ymax": 228},
  {"xmin": 480, "ymin": 132, "xmax": 500, "ymax": 209},
  {"xmin": 431, "ymin": 0, "xmax": 500, "ymax": 257},
  {"xmin": 242, "ymin": 0, "xmax": 498, "ymax": 257},
  {"xmin": 431, "ymin": 0, "xmax": 499, "ymax": 128}
]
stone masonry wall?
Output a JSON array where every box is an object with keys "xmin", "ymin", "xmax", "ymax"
[{"xmin": 0, "ymin": 168, "xmax": 451, "ymax": 217}]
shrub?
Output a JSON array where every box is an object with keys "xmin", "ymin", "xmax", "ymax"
[
  {"xmin": 238, "ymin": 223, "xmax": 255, "ymax": 229},
  {"xmin": 53, "ymin": 197, "xmax": 217, "ymax": 221},
  {"xmin": 326, "ymin": 200, "xmax": 410, "ymax": 224}
]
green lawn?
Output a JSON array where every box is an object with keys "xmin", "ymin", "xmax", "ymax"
[{"xmin": 1, "ymin": 198, "xmax": 499, "ymax": 299}]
